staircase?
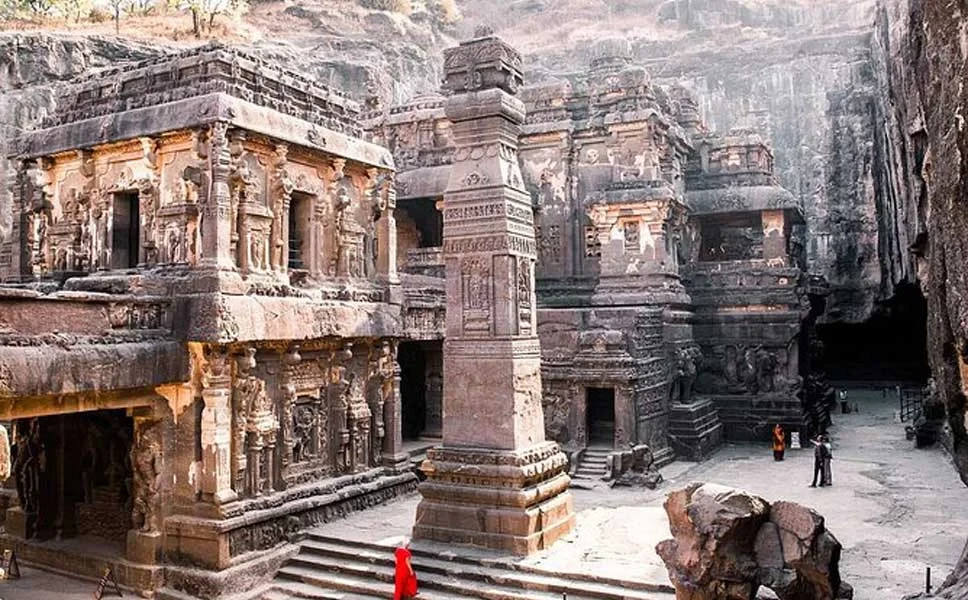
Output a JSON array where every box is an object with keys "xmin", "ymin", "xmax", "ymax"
[
  {"xmin": 572, "ymin": 445, "xmax": 610, "ymax": 480},
  {"xmin": 262, "ymin": 533, "xmax": 674, "ymax": 600}
]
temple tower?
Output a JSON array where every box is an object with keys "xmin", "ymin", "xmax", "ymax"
[{"xmin": 412, "ymin": 30, "xmax": 576, "ymax": 554}]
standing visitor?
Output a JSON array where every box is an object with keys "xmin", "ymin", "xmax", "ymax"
[
  {"xmin": 394, "ymin": 540, "xmax": 419, "ymax": 600},
  {"xmin": 772, "ymin": 424, "xmax": 786, "ymax": 461},
  {"xmin": 809, "ymin": 434, "xmax": 827, "ymax": 487},
  {"xmin": 822, "ymin": 435, "xmax": 833, "ymax": 486}
]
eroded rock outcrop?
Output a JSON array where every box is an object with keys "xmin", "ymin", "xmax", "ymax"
[{"xmin": 656, "ymin": 483, "xmax": 852, "ymax": 600}]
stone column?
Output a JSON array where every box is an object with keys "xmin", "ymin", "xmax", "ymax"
[
  {"xmin": 413, "ymin": 30, "xmax": 575, "ymax": 555},
  {"xmin": 382, "ymin": 341, "xmax": 409, "ymax": 469},
  {"xmin": 199, "ymin": 348, "xmax": 237, "ymax": 506},
  {"xmin": 200, "ymin": 122, "xmax": 236, "ymax": 271}
]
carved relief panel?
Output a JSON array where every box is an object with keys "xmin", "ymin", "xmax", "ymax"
[{"xmin": 461, "ymin": 256, "xmax": 491, "ymax": 335}]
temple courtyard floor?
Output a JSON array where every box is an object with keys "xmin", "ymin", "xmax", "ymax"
[{"xmin": 4, "ymin": 388, "xmax": 966, "ymax": 599}]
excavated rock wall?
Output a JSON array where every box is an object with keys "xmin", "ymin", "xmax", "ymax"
[
  {"xmin": 463, "ymin": 0, "xmax": 911, "ymax": 323},
  {"xmin": 872, "ymin": 0, "xmax": 968, "ymax": 487}
]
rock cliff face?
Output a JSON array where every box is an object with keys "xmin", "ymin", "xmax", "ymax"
[
  {"xmin": 461, "ymin": 0, "xmax": 908, "ymax": 323},
  {"xmin": 875, "ymin": 0, "xmax": 968, "ymax": 594},
  {"xmin": 871, "ymin": 0, "xmax": 968, "ymax": 488}
]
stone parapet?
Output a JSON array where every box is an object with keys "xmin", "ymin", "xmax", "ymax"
[{"xmin": 38, "ymin": 43, "xmax": 361, "ymax": 137}]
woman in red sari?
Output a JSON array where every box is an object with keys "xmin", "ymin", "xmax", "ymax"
[{"xmin": 393, "ymin": 541, "xmax": 418, "ymax": 600}]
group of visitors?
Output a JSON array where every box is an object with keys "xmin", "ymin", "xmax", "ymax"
[{"xmin": 772, "ymin": 423, "xmax": 833, "ymax": 486}]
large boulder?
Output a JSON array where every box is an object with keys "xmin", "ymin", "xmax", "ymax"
[
  {"xmin": 656, "ymin": 483, "xmax": 768, "ymax": 600},
  {"xmin": 657, "ymin": 485, "xmax": 852, "ymax": 600}
]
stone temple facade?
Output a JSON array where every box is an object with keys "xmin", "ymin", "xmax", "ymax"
[
  {"xmin": 365, "ymin": 37, "xmax": 831, "ymax": 469},
  {"xmin": 0, "ymin": 34, "xmax": 831, "ymax": 598},
  {"xmin": 0, "ymin": 44, "xmax": 425, "ymax": 597}
]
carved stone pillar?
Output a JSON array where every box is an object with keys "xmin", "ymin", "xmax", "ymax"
[
  {"xmin": 200, "ymin": 348, "xmax": 237, "ymax": 505},
  {"xmin": 413, "ymin": 31, "xmax": 575, "ymax": 555},
  {"xmin": 382, "ymin": 341, "xmax": 409, "ymax": 469},
  {"xmin": 200, "ymin": 122, "xmax": 236, "ymax": 271},
  {"xmin": 376, "ymin": 174, "xmax": 399, "ymax": 281},
  {"xmin": 272, "ymin": 144, "xmax": 294, "ymax": 274},
  {"xmin": 127, "ymin": 414, "xmax": 163, "ymax": 565}
]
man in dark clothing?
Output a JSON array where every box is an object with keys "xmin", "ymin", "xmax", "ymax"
[{"xmin": 810, "ymin": 434, "xmax": 831, "ymax": 487}]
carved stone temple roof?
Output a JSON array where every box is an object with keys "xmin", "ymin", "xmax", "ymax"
[
  {"xmin": 39, "ymin": 42, "xmax": 363, "ymax": 136},
  {"xmin": 14, "ymin": 42, "xmax": 393, "ymax": 169}
]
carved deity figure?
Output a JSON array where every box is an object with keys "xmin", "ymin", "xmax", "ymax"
[
  {"xmin": 131, "ymin": 420, "xmax": 163, "ymax": 533},
  {"xmin": 13, "ymin": 419, "xmax": 43, "ymax": 520},
  {"xmin": 334, "ymin": 186, "xmax": 364, "ymax": 278},
  {"xmin": 755, "ymin": 348, "xmax": 777, "ymax": 393},
  {"xmin": 292, "ymin": 404, "xmax": 315, "ymax": 463},
  {"xmin": 670, "ymin": 347, "xmax": 701, "ymax": 405},
  {"xmin": 368, "ymin": 342, "xmax": 396, "ymax": 463},
  {"xmin": 329, "ymin": 346, "xmax": 353, "ymax": 472}
]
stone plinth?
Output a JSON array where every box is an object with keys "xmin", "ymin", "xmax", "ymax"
[
  {"xmin": 415, "ymin": 443, "xmax": 574, "ymax": 554},
  {"xmin": 413, "ymin": 30, "xmax": 574, "ymax": 554}
]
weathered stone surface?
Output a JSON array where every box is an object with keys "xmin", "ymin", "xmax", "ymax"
[
  {"xmin": 608, "ymin": 444, "xmax": 663, "ymax": 489},
  {"xmin": 656, "ymin": 483, "xmax": 766, "ymax": 598},
  {"xmin": 412, "ymin": 32, "xmax": 575, "ymax": 555},
  {"xmin": 657, "ymin": 484, "xmax": 850, "ymax": 600}
]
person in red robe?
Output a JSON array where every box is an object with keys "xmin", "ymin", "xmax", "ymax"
[
  {"xmin": 393, "ymin": 541, "xmax": 418, "ymax": 600},
  {"xmin": 772, "ymin": 424, "xmax": 786, "ymax": 461}
]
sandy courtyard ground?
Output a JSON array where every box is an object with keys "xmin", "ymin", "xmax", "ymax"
[
  {"xmin": 314, "ymin": 389, "xmax": 968, "ymax": 600},
  {"xmin": 6, "ymin": 388, "xmax": 966, "ymax": 599}
]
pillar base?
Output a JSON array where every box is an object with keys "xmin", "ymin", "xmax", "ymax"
[
  {"xmin": 413, "ymin": 442, "xmax": 576, "ymax": 555},
  {"xmin": 5, "ymin": 507, "xmax": 33, "ymax": 540},
  {"xmin": 126, "ymin": 529, "xmax": 162, "ymax": 565}
]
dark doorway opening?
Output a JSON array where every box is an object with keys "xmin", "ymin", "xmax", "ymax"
[
  {"xmin": 12, "ymin": 410, "xmax": 133, "ymax": 543},
  {"xmin": 398, "ymin": 340, "xmax": 443, "ymax": 441},
  {"xmin": 398, "ymin": 341, "xmax": 426, "ymax": 440},
  {"xmin": 401, "ymin": 198, "xmax": 443, "ymax": 248},
  {"xmin": 818, "ymin": 282, "xmax": 930, "ymax": 383},
  {"xmin": 586, "ymin": 387, "xmax": 615, "ymax": 446},
  {"xmin": 288, "ymin": 192, "xmax": 311, "ymax": 271},
  {"xmin": 111, "ymin": 191, "xmax": 140, "ymax": 269}
]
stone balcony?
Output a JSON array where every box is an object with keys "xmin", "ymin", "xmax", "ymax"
[{"xmin": 402, "ymin": 247, "xmax": 444, "ymax": 279}]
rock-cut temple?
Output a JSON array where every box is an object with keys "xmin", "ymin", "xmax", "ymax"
[{"xmin": 0, "ymin": 34, "xmax": 832, "ymax": 598}]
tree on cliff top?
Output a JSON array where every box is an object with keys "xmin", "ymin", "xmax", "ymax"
[{"xmin": 174, "ymin": 0, "xmax": 248, "ymax": 37}]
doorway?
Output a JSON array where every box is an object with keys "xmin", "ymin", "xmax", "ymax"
[
  {"xmin": 288, "ymin": 192, "xmax": 311, "ymax": 271},
  {"xmin": 397, "ymin": 341, "xmax": 443, "ymax": 441},
  {"xmin": 586, "ymin": 387, "xmax": 615, "ymax": 447},
  {"xmin": 111, "ymin": 191, "xmax": 140, "ymax": 269}
]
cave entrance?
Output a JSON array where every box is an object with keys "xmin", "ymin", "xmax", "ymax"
[
  {"xmin": 11, "ymin": 410, "xmax": 133, "ymax": 544},
  {"xmin": 818, "ymin": 282, "xmax": 929, "ymax": 384},
  {"xmin": 397, "ymin": 340, "xmax": 443, "ymax": 442},
  {"xmin": 586, "ymin": 387, "xmax": 615, "ymax": 447}
]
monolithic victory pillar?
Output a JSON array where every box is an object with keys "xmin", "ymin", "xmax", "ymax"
[{"xmin": 413, "ymin": 31, "xmax": 576, "ymax": 555}]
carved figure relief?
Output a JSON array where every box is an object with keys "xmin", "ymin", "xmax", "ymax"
[
  {"xmin": 131, "ymin": 419, "xmax": 162, "ymax": 533},
  {"xmin": 328, "ymin": 345, "xmax": 353, "ymax": 472},
  {"xmin": 13, "ymin": 419, "xmax": 44, "ymax": 525},
  {"xmin": 334, "ymin": 186, "xmax": 365, "ymax": 278},
  {"xmin": 537, "ymin": 224, "xmax": 562, "ymax": 265},
  {"xmin": 670, "ymin": 347, "xmax": 702, "ymax": 405}
]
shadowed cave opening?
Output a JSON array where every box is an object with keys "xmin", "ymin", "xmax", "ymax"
[
  {"xmin": 818, "ymin": 282, "xmax": 930, "ymax": 383},
  {"xmin": 586, "ymin": 387, "xmax": 615, "ymax": 447}
]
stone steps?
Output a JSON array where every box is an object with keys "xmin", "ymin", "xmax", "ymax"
[
  {"xmin": 265, "ymin": 533, "xmax": 674, "ymax": 600},
  {"xmin": 573, "ymin": 447, "xmax": 611, "ymax": 479}
]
